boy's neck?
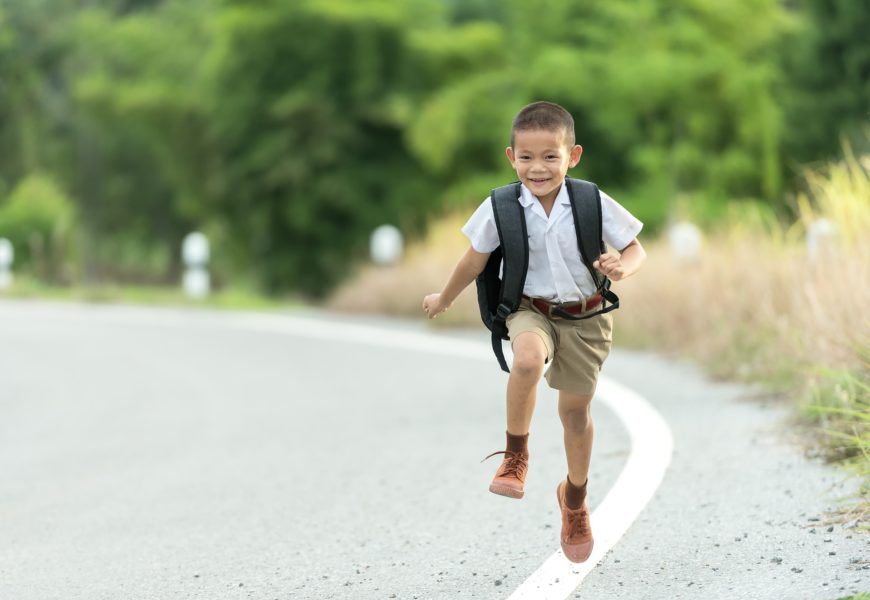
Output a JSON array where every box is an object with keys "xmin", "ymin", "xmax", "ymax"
[
  {"xmin": 535, "ymin": 195, "xmax": 556, "ymax": 217},
  {"xmin": 530, "ymin": 180, "xmax": 564, "ymax": 216}
]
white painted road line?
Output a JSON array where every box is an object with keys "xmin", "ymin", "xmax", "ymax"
[{"xmin": 5, "ymin": 303, "xmax": 674, "ymax": 599}]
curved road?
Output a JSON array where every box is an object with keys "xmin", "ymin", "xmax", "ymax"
[{"xmin": 0, "ymin": 300, "xmax": 865, "ymax": 599}]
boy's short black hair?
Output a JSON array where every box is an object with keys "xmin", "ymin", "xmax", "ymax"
[{"xmin": 510, "ymin": 101, "xmax": 576, "ymax": 148}]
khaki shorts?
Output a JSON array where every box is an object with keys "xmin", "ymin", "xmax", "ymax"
[{"xmin": 506, "ymin": 298, "xmax": 613, "ymax": 396}]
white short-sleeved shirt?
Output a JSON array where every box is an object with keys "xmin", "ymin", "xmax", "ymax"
[{"xmin": 462, "ymin": 182, "xmax": 643, "ymax": 302}]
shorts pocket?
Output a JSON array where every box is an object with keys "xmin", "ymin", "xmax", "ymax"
[
  {"xmin": 573, "ymin": 314, "xmax": 613, "ymax": 367},
  {"xmin": 573, "ymin": 313, "xmax": 612, "ymax": 341}
]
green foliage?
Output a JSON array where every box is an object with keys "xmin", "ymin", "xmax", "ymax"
[
  {"xmin": 0, "ymin": 0, "xmax": 866, "ymax": 295},
  {"xmin": 806, "ymin": 364, "xmax": 870, "ymax": 459},
  {"xmin": 208, "ymin": 0, "xmax": 438, "ymax": 296},
  {"xmin": 409, "ymin": 0, "xmax": 794, "ymax": 212},
  {"xmin": 780, "ymin": 0, "xmax": 870, "ymax": 164},
  {"xmin": 70, "ymin": 0, "xmax": 215, "ymax": 275},
  {"xmin": 0, "ymin": 173, "xmax": 77, "ymax": 282},
  {"xmin": 804, "ymin": 347, "xmax": 870, "ymax": 523},
  {"xmin": 0, "ymin": 0, "xmax": 79, "ymax": 184}
]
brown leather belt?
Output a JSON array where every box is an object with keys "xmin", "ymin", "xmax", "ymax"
[{"xmin": 523, "ymin": 294, "xmax": 603, "ymax": 317}]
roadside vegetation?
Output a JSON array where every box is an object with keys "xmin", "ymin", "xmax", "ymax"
[
  {"xmin": 329, "ymin": 153, "xmax": 870, "ymax": 524},
  {"xmin": 3, "ymin": 274, "xmax": 289, "ymax": 312}
]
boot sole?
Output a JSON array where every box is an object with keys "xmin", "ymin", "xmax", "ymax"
[{"xmin": 489, "ymin": 483, "xmax": 524, "ymax": 499}]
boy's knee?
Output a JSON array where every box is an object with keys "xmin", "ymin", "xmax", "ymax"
[
  {"xmin": 510, "ymin": 332, "xmax": 548, "ymax": 379},
  {"xmin": 561, "ymin": 406, "xmax": 592, "ymax": 433},
  {"xmin": 559, "ymin": 394, "xmax": 593, "ymax": 433},
  {"xmin": 511, "ymin": 349, "xmax": 545, "ymax": 379}
]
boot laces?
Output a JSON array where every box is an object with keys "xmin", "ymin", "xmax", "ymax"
[
  {"xmin": 482, "ymin": 450, "xmax": 528, "ymax": 479},
  {"xmin": 565, "ymin": 505, "xmax": 590, "ymax": 536}
]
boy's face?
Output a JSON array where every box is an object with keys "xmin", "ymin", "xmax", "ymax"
[{"xmin": 505, "ymin": 128, "xmax": 582, "ymax": 204}]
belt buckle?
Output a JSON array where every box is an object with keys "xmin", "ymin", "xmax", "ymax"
[
  {"xmin": 553, "ymin": 298, "xmax": 585, "ymax": 317},
  {"xmin": 548, "ymin": 302, "xmax": 559, "ymax": 318}
]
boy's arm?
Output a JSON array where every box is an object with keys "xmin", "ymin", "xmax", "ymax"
[
  {"xmin": 423, "ymin": 246, "xmax": 491, "ymax": 319},
  {"xmin": 593, "ymin": 238, "xmax": 646, "ymax": 282}
]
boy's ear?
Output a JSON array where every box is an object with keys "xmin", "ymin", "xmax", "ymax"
[
  {"xmin": 505, "ymin": 146, "xmax": 516, "ymax": 165},
  {"xmin": 569, "ymin": 144, "xmax": 583, "ymax": 167}
]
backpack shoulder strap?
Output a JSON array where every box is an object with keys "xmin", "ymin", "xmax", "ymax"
[
  {"xmin": 562, "ymin": 177, "xmax": 620, "ymax": 319},
  {"xmin": 490, "ymin": 182, "xmax": 528, "ymax": 317},
  {"xmin": 564, "ymin": 177, "xmax": 605, "ymax": 287},
  {"xmin": 488, "ymin": 182, "xmax": 527, "ymax": 372}
]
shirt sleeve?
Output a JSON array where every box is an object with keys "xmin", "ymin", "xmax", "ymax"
[
  {"xmin": 599, "ymin": 190, "xmax": 643, "ymax": 252},
  {"xmin": 461, "ymin": 197, "xmax": 500, "ymax": 253}
]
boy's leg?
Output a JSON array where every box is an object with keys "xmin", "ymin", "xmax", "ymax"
[
  {"xmin": 558, "ymin": 390, "xmax": 594, "ymax": 488},
  {"xmin": 556, "ymin": 389, "xmax": 595, "ymax": 563},
  {"xmin": 506, "ymin": 331, "xmax": 548, "ymax": 435},
  {"xmin": 487, "ymin": 331, "xmax": 547, "ymax": 499},
  {"xmin": 545, "ymin": 313, "xmax": 612, "ymax": 562}
]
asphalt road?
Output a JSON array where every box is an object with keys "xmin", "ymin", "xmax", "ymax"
[{"xmin": 0, "ymin": 300, "xmax": 866, "ymax": 600}]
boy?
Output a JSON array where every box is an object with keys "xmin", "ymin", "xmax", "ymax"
[{"xmin": 422, "ymin": 101, "xmax": 645, "ymax": 563}]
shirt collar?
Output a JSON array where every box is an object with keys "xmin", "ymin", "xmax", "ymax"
[
  {"xmin": 518, "ymin": 184, "xmax": 535, "ymax": 207},
  {"xmin": 557, "ymin": 181, "xmax": 571, "ymax": 205},
  {"xmin": 518, "ymin": 181, "xmax": 570, "ymax": 206}
]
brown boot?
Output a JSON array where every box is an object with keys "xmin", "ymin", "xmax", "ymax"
[
  {"xmin": 556, "ymin": 480, "xmax": 593, "ymax": 562},
  {"xmin": 484, "ymin": 450, "xmax": 529, "ymax": 498}
]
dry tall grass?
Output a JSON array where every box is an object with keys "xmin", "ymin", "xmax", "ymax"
[
  {"xmin": 597, "ymin": 153, "xmax": 870, "ymax": 385},
  {"xmin": 616, "ymin": 183, "xmax": 869, "ymax": 384},
  {"xmin": 328, "ymin": 213, "xmax": 482, "ymax": 327}
]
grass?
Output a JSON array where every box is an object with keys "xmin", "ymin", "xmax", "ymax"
[
  {"xmin": 328, "ymin": 212, "xmax": 484, "ymax": 327},
  {"xmin": 0, "ymin": 274, "xmax": 294, "ymax": 312},
  {"xmin": 328, "ymin": 152, "xmax": 870, "ymax": 523},
  {"xmin": 804, "ymin": 361, "xmax": 870, "ymax": 526}
]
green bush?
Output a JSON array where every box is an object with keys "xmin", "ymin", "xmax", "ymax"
[{"xmin": 0, "ymin": 173, "xmax": 78, "ymax": 283}]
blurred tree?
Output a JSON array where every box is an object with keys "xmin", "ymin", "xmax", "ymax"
[
  {"xmin": 208, "ymin": 0, "xmax": 440, "ymax": 296},
  {"xmin": 406, "ymin": 22, "xmax": 515, "ymax": 178},
  {"xmin": 409, "ymin": 0, "xmax": 793, "ymax": 226},
  {"xmin": 780, "ymin": 0, "xmax": 870, "ymax": 165},
  {"xmin": 70, "ymin": 0, "xmax": 216, "ymax": 282},
  {"xmin": 0, "ymin": 173, "xmax": 77, "ymax": 282},
  {"xmin": 442, "ymin": 0, "xmax": 507, "ymax": 24},
  {"xmin": 112, "ymin": 0, "xmax": 165, "ymax": 14},
  {"xmin": 0, "ymin": 0, "xmax": 77, "ymax": 187}
]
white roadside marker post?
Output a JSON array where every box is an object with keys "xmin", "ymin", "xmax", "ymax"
[
  {"xmin": 182, "ymin": 232, "xmax": 210, "ymax": 300},
  {"xmin": 370, "ymin": 224, "xmax": 403, "ymax": 266},
  {"xmin": 0, "ymin": 238, "xmax": 13, "ymax": 290},
  {"xmin": 668, "ymin": 221, "xmax": 702, "ymax": 265},
  {"xmin": 806, "ymin": 218, "xmax": 840, "ymax": 261}
]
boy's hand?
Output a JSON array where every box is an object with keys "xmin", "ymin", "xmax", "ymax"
[
  {"xmin": 422, "ymin": 293, "xmax": 451, "ymax": 319},
  {"xmin": 593, "ymin": 252, "xmax": 627, "ymax": 281}
]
